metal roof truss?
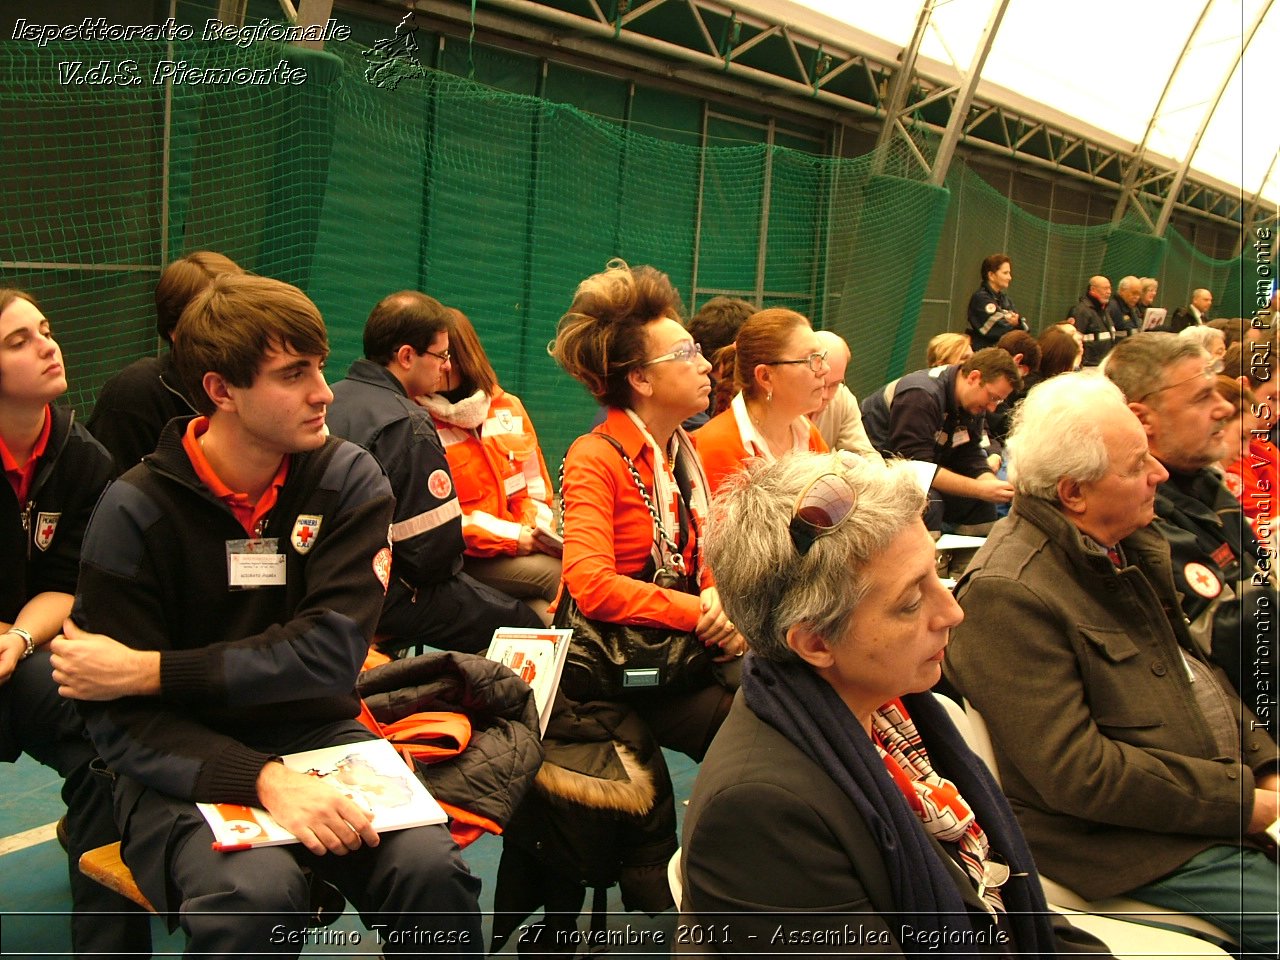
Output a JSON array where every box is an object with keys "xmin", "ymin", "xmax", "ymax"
[{"xmin": 418, "ymin": 0, "xmax": 1246, "ymax": 228}]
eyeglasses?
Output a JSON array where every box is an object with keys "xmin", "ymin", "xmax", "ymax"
[
  {"xmin": 1135, "ymin": 360, "xmax": 1223, "ymax": 403},
  {"xmin": 766, "ymin": 350, "xmax": 828, "ymax": 373},
  {"xmin": 789, "ymin": 471, "xmax": 857, "ymax": 556},
  {"xmin": 642, "ymin": 340, "xmax": 703, "ymax": 366},
  {"xmin": 980, "ymin": 382, "xmax": 1011, "ymax": 408},
  {"xmin": 424, "ymin": 348, "xmax": 451, "ymax": 362}
]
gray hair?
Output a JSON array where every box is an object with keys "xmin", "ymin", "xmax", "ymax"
[
  {"xmin": 704, "ymin": 453, "xmax": 926, "ymax": 661},
  {"xmin": 1101, "ymin": 332, "xmax": 1207, "ymax": 404},
  {"xmin": 1007, "ymin": 373, "xmax": 1129, "ymax": 501},
  {"xmin": 1179, "ymin": 324, "xmax": 1225, "ymax": 354},
  {"xmin": 1117, "ymin": 275, "xmax": 1140, "ymax": 294}
]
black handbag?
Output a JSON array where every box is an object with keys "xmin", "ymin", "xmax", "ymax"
[
  {"xmin": 554, "ymin": 433, "xmax": 714, "ymax": 701},
  {"xmin": 553, "ymin": 590, "xmax": 714, "ymax": 701}
]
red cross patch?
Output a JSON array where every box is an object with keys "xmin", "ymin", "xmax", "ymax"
[
  {"xmin": 34, "ymin": 512, "xmax": 60, "ymax": 552},
  {"xmin": 1183, "ymin": 562, "xmax": 1221, "ymax": 599},
  {"xmin": 290, "ymin": 515, "xmax": 322, "ymax": 555},
  {"xmin": 428, "ymin": 468, "xmax": 453, "ymax": 500}
]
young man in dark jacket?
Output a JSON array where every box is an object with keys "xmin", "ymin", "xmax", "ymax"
[
  {"xmin": 0, "ymin": 288, "xmax": 151, "ymax": 956},
  {"xmin": 52, "ymin": 276, "xmax": 482, "ymax": 956}
]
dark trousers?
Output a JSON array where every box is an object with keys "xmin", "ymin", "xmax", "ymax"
[
  {"xmin": 0, "ymin": 647, "xmax": 152, "ymax": 957},
  {"xmin": 115, "ymin": 720, "xmax": 482, "ymax": 957},
  {"xmin": 380, "ymin": 571, "xmax": 544, "ymax": 654},
  {"xmin": 925, "ymin": 489, "xmax": 997, "ymax": 532}
]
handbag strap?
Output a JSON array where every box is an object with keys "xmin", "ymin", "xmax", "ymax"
[{"xmin": 559, "ymin": 433, "xmax": 685, "ymax": 575}]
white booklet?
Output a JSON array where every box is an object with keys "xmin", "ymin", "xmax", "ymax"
[
  {"xmin": 485, "ymin": 626, "xmax": 573, "ymax": 736},
  {"xmin": 1141, "ymin": 307, "xmax": 1168, "ymax": 331},
  {"xmin": 197, "ymin": 738, "xmax": 446, "ymax": 852}
]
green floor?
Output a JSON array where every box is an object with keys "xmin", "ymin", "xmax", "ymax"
[{"xmin": 0, "ymin": 751, "xmax": 697, "ymax": 957}]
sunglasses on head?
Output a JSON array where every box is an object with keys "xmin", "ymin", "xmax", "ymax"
[{"xmin": 789, "ymin": 470, "xmax": 858, "ymax": 556}]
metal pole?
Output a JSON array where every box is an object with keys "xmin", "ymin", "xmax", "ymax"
[
  {"xmin": 872, "ymin": 0, "xmax": 936, "ymax": 176},
  {"xmin": 690, "ymin": 100, "xmax": 709, "ymax": 307},
  {"xmin": 1154, "ymin": 0, "xmax": 1274, "ymax": 235},
  {"xmin": 1111, "ymin": 0, "xmax": 1214, "ymax": 227},
  {"xmin": 929, "ymin": 0, "xmax": 1010, "ymax": 187},
  {"xmin": 755, "ymin": 119, "xmax": 775, "ymax": 307}
]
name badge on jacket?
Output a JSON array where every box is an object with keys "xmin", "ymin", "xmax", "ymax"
[{"xmin": 226, "ymin": 538, "xmax": 285, "ymax": 589}]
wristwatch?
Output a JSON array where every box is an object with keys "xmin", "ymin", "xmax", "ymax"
[{"xmin": 6, "ymin": 627, "xmax": 35, "ymax": 660}]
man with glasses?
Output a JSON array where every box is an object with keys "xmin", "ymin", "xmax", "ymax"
[
  {"xmin": 861, "ymin": 347, "xmax": 1021, "ymax": 533},
  {"xmin": 327, "ymin": 291, "xmax": 542, "ymax": 655},
  {"xmin": 1104, "ymin": 332, "xmax": 1275, "ymax": 737},
  {"xmin": 946, "ymin": 373, "xmax": 1278, "ymax": 954}
]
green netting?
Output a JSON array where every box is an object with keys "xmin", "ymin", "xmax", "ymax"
[
  {"xmin": 0, "ymin": 9, "xmax": 1254, "ymax": 469},
  {"xmin": 1, "ymin": 34, "xmax": 341, "ymax": 408},
  {"xmin": 924, "ymin": 162, "xmax": 1252, "ymax": 354}
]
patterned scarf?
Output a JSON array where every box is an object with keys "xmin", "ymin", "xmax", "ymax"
[
  {"xmin": 623, "ymin": 409, "xmax": 711, "ymax": 580},
  {"xmin": 872, "ymin": 699, "xmax": 1005, "ymax": 915},
  {"xmin": 742, "ymin": 655, "xmax": 1056, "ymax": 955}
]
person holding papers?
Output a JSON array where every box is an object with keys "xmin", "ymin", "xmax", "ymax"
[
  {"xmin": 860, "ymin": 348, "xmax": 1020, "ymax": 534},
  {"xmin": 414, "ymin": 307, "xmax": 560, "ymax": 625},
  {"xmin": 52, "ymin": 275, "xmax": 481, "ymax": 956},
  {"xmin": 494, "ymin": 260, "xmax": 738, "ymax": 945}
]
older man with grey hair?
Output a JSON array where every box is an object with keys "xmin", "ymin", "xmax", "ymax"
[
  {"xmin": 945, "ymin": 372, "xmax": 1279, "ymax": 953},
  {"xmin": 1105, "ymin": 275, "xmax": 1141, "ymax": 340},
  {"xmin": 1067, "ymin": 276, "xmax": 1117, "ymax": 366},
  {"xmin": 1102, "ymin": 332, "xmax": 1271, "ymax": 723},
  {"xmin": 808, "ymin": 330, "xmax": 883, "ymax": 463}
]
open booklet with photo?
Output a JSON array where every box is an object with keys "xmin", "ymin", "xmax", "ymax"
[
  {"xmin": 485, "ymin": 626, "xmax": 573, "ymax": 736},
  {"xmin": 197, "ymin": 738, "xmax": 447, "ymax": 852}
]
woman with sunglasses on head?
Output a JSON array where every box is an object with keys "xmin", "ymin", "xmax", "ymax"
[
  {"xmin": 683, "ymin": 451, "xmax": 1115, "ymax": 956},
  {"xmin": 414, "ymin": 307, "xmax": 560, "ymax": 624},
  {"xmin": 693, "ymin": 308, "xmax": 829, "ymax": 493}
]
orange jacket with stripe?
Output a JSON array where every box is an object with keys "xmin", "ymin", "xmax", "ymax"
[{"xmin": 418, "ymin": 388, "xmax": 554, "ymax": 558}]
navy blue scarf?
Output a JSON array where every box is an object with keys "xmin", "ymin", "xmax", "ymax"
[{"xmin": 742, "ymin": 654, "xmax": 1057, "ymax": 955}]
